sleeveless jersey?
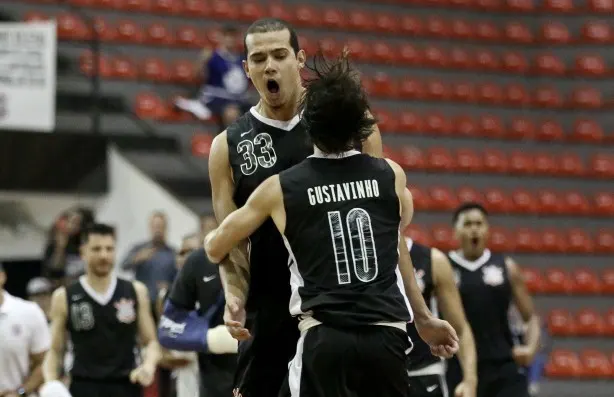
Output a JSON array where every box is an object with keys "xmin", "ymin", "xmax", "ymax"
[
  {"xmin": 227, "ymin": 108, "xmax": 312, "ymax": 315},
  {"xmin": 279, "ymin": 151, "xmax": 411, "ymax": 327},
  {"xmin": 66, "ymin": 277, "xmax": 139, "ymax": 380},
  {"xmin": 447, "ymin": 249, "xmax": 514, "ymax": 362},
  {"xmin": 405, "ymin": 239, "xmax": 441, "ymax": 371}
]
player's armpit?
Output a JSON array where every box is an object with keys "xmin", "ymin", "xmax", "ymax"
[
  {"xmin": 432, "ymin": 248, "xmax": 477, "ymax": 387},
  {"xmin": 42, "ymin": 288, "xmax": 67, "ymax": 382},
  {"xmin": 506, "ymin": 257, "xmax": 541, "ymax": 363},
  {"xmin": 206, "ymin": 175, "xmax": 284, "ymax": 264}
]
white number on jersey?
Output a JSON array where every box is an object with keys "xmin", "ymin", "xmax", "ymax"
[
  {"xmin": 327, "ymin": 208, "xmax": 379, "ymax": 284},
  {"xmin": 70, "ymin": 302, "xmax": 95, "ymax": 331},
  {"xmin": 237, "ymin": 133, "xmax": 278, "ymax": 175}
]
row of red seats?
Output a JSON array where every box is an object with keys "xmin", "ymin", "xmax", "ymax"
[
  {"xmin": 524, "ymin": 267, "xmax": 614, "ymax": 294},
  {"xmin": 404, "ymin": 224, "xmax": 614, "ymax": 253},
  {"xmin": 548, "ymin": 309, "xmax": 614, "ymax": 336},
  {"xmin": 410, "ymin": 186, "xmax": 614, "ymax": 216},
  {"xmin": 547, "ymin": 349, "xmax": 613, "ymax": 379},
  {"xmin": 38, "ymin": 0, "xmax": 614, "ymax": 45},
  {"xmin": 78, "ymin": 50, "xmax": 611, "ymax": 110},
  {"xmin": 30, "ymin": 12, "xmax": 614, "ymax": 78}
]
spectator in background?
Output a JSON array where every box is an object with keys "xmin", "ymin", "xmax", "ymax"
[
  {"xmin": 26, "ymin": 277, "xmax": 54, "ymax": 320},
  {"xmin": 0, "ymin": 263, "xmax": 51, "ymax": 396},
  {"xmin": 175, "ymin": 25, "xmax": 252, "ymax": 130},
  {"xmin": 121, "ymin": 211, "xmax": 176, "ymax": 314},
  {"xmin": 43, "ymin": 207, "xmax": 94, "ymax": 284}
]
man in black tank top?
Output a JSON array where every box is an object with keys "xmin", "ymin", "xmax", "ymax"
[
  {"xmin": 41, "ymin": 224, "xmax": 161, "ymax": 397},
  {"xmin": 405, "ymin": 238, "xmax": 477, "ymax": 397},
  {"xmin": 208, "ymin": 18, "xmax": 384, "ymax": 397},
  {"xmin": 444, "ymin": 203, "xmax": 540, "ymax": 397},
  {"xmin": 205, "ymin": 51, "xmax": 460, "ymax": 397}
]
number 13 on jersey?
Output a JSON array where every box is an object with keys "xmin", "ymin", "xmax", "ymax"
[{"xmin": 328, "ymin": 208, "xmax": 379, "ymax": 285}]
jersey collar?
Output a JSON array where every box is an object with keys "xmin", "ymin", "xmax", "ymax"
[
  {"xmin": 309, "ymin": 147, "xmax": 361, "ymax": 159},
  {"xmin": 448, "ymin": 249, "xmax": 492, "ymax": 272},
  {"xmin": 249, "ymin": 106, "xmax": 301, "ymax": 131}
]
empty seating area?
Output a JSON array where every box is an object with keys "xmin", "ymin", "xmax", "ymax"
[{"xmin": 6, "ymin": 0, "xmax": 613, "ymax": 394}]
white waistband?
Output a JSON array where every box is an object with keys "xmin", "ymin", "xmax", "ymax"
[
  {"xmin": 298, "ymin": 316, "xmax": 407, "ymax": 333},
  {"xmin": 407, "ymin": 360, "xmax": 445, "ymax": 377}
]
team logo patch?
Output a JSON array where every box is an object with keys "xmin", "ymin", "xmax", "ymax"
[
  {"xmin": 114, "ymin": 298, "xmax": 136, "ymax": 323},
  {"xmin": 415, "ymin": 269, "xmax": 425, "ymax": 293},
  {"xmin": 482, "ymin": 265, "xmax": 504, "ymax": 286}
]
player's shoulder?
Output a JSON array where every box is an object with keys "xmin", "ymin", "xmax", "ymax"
[
  {"xmin": 6, "ymin": 293, "xmax": 38, "ymax": 311},
  {"xmin": 225, "ymin": 109, "xmax": 256, "ymax": 141}
]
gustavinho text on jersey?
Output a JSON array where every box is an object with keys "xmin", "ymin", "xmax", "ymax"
[{"xmin": 307, "ymin": 179, "xmax": 380, "ymax": 205}]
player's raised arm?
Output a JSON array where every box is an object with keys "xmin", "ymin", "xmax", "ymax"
[
  {"xmin": 206, "ymin": 175, "xmax": 285, "ymax": 264},
  {"xmin": 42, "ymin": 287, "xmax": 67, "ymax": 382},
  {"xmin": 432, "ymin": 248, "xmax": 478, "ymax": 397},
  {"xmin": 507, "ymin": 257, "xmax": 541, "ymax": 367},
  {"xmin": 208, "ymin": 131, "xmax": 251, "ymax": 303}
]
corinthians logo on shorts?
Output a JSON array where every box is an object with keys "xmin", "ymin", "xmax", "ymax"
[{"xmin": 114, "ymin": 298, "xmax": 136, "ymax": 323}]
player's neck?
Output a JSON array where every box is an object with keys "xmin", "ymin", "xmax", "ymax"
[
  {"xmin": 458, "ymin": 248, "xmax": 485, "ymax": 261},
  {"xmin": 85, "ymin": 273, "xmax": 114, "ymax": 294},
  {"xmin": 256, "ymin": 86, "xmax": 304, "ymax": 121}
]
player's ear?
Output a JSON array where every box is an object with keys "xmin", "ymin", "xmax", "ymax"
[
  {"xmin": 296, "ymin": 49, "xmax": 306, "ymax": 70},
  {"xmin": 242, "ymin": 60, "xmax": 250, "ymax": 80}
]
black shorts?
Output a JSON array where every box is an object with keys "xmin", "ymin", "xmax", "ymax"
[
  {"xmin": 233, "ymin": 313, "xmax": 299, "ymax": 397},
  {"xmin": 408, "ymin": 374, "xmax": 449, "ymax": 397},
  {"xmin": 70, "ymin": 378, "xmax": 142, "ymax": 397},
  {"xmin": 446, "ymin": 358, "xmax": 529, "ymax": 397},
  {"xmin": 287, "ymin": 324, "xmax": 411, "ymax": 397}
]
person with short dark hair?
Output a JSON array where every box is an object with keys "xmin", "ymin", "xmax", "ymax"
[
  {"xmin": 445, "ymin": 203, "xmax": 540, "ymax": 397},
  {"xmin": 42, "ymin": 224, "xmax": 161, "ymax": 397},
  {"xmin": 208, "ymin": 17, "xmax": 385, "ymax": 397},
  {"xmin": 206, "ymin": 51, "xmax": 459, "ymax": 397}
]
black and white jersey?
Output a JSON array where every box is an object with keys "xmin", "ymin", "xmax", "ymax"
[
  {"xmin": 447, "ymin": 249, "xmax": 514, "ymax": 362},
  {"xmin": 279, "ymin": 150, "xmax": 412, "ymax": 327},
  {"xmin": 66, "ymin": 277, "xmax": 139, "ymax": 380},
  {"xmin": 405, "ymin": 238, "xmax": 441, "ymax": 371},
  {"xmin": 227, "ymin": 108, "xmax": 313, "ymax": 316}
]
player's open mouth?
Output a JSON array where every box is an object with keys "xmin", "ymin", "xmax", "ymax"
[
  {"xmin": 267, "ymin": 79, "xmax": 280, "ymax": 94},
  {"xmin": 471, "ymin": 237, "xmax": 479, "ymax": 246}
]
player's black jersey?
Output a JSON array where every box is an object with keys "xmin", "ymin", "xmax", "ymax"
[
  {"xmin": 227, "ymin": 108, "xmax": 313, "ymax": 316},
  {"xmin": 405, "ymin": 239, "xmax": 441, "ymax": 371},
  {"xmin": 447, "ymin": 249, "xmax": 514, "ymax": 362},
  {"xmin": 280, "ymin": 151, "xmax": 411, "ymax": 327},
  {"xmin": 66, "ymin": 277, "xmax": 139, "ymax": 380}
]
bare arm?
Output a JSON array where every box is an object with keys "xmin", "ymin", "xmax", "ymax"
[
  {"xmin": 507, "ymin": 257, "xmax": 541, "ymax": 364},
  {"xmin": 206, "ymin": 175, "xmax": 284, "ymax": 264},
  {"xmin": 362, "ymin": 114, "xmax": 383, "ymax": 158},
  {"xmin": 42, "ymin": 288, "xmax": 67, "ymax": 381},
  {"xmin": 209, "ymin": 131, "xmax": 251, "ymax": 303},
  {"xmin": 432, "ymin": 248, "xmax": 477, "ymax": 388},
  {"xmin": 134, "ymin": 281, "xmax": 162, "ymax": 371},
  {"xmin": 22, "ymin": 351, "xmax": 46, "ymax": 393}
]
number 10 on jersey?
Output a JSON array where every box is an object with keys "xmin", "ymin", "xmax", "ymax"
[{"xmin": 328, "ymin": 208, "xmax": 379, "ymax": 285}]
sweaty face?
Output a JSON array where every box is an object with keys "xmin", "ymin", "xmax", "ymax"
[
  {"xmin": 454, "ymin": 209, "xmax": 489, "ymax": 258},
  {"xmin": 243, "ymin": 29, "xmax": 305, "ymax": 110},
  {"xmin": 82, "ymin": 234, "xmax": 116, "ymax": 277}
]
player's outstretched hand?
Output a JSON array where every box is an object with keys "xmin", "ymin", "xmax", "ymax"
[
  {"xmin": 416, "ymin": 316, "xmax": 459, "ymax": 359},
  {"xmin": 129, "ymin": 363, "xmax": 155, "ymax": 386},
  {"xmin": 454, "ymin": 380, "xmax": 477, "ymax": 397},
  {"xmin": 224, "ymin": 295, "xmax": 250, "ymax": 341}
]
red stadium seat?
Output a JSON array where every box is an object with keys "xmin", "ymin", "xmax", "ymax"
[
  {"xmin": 424, "ymin": 113, "xmax": 452, "ymax": 135},
  {"xmin": 571, "ymin": 87, "xmax": 603, "ymax": 109},
  {"xmin": 451, "ymin": 19, "xmax": 474, "ymax": 40},
  {"xmin": 399, "ymin": 15, "xmax": 424, "ymax": 36},
  {"xmin": 537, "ymin": 190, "xmax": 562, "ymax": 214},
  {"xmin": 591, "ymin": 154, "xmax": 614, "ymax": 178},
  {"xmin": 374, "ymin": 13, "xmax": 399, "ymax": 34},
  {"xmin": 423, "ymin": 46, "xmax": 449, "ymax": 68},
  {"xmin": 268, "ymin": 3, "xmax": 293, "ymax": 23},
  {"xmin": 477, "ymin": 83, "xmax": 503, "ymax": 104},
  {"xmin": 452, "ymin": 82, "xmax": 476, "ymax": 103},
  {"xmin": 457, "ymin": 186, "xmax": 484, "ymax": 205},
  {"xmin": 572, "ymin": 268, "xmax": 602, "ymax": 294},
  {"xmin": 537, "ymin": 120, "xmax": 564, "ymax": 142},
  {"xmin": 294, "ymin": 5, "xmax": 320, "ymax": 28},
  {"xmin": 24, "ymin": 12, "xmax": 49, "ymax": 23},
  {"xmin": 511, "ymin": 189, "xmax": 538, "ymax": 213},
  {"xmin": 182, "ymin": 0, "xmax": 210, "ymax": 17},
  {"xmin": 426, "ymin": 147, "xmax": 455, "ymax": 171},
  {"xmin": 534, "ymin": 153, "xmax": 558, "ymax": 176},
  {"xmin": 398, "ymin": 112, "xmax": 424, "ymax": 135},
  {"xmin": 548, "ymin": 309, "xmax": 575, "ymax": 335},
  {"xmin": 546, "ymin": 350, "xmax": 582, "ymax": 378},
  {"xmin": 489, "ymin": 227, "xmax": 513, "ymax": 252},
  {"xmin": 522, "ymin": 267, "xmax": 544, "ymax": 293},
  {"xmin": 409, "ymin": 186, "xmax": 431, "ymax": 210},
  {"xmin": 543, "ymin": 0, "xmax": 574, "ymax": 11},
  {"xmin": 564, "ymin": 191, "xmax": 591, "ymax": 215},
  {"xmin": 118, "ymin": 0, "xmax": 150, "ymax": 12},
  {"xmin": 475, "ymin": 0, "xmax": 504, "ymax": 10},
  {"xmin": 318, "ymin": 37, "xmax": 339, "ymax": 59},
  {"xmin": 558, "ymin": 153, "xmax": 585, "ymax": 177},
  {"xmin": 382, "ymin": 146, "xmax": 403, "ymax": 165},
  {"xmin": 79, "ymin": 51, "xmax": 111, "ymax": 78},
  {"xmin": 450, "ymin": 48, "xmax": 474, "ymax": 70},
  {"xmin": 571, "ymin": 119, "xmax": 603, "ymax": 143},
  {"xmin": 373, "ymin": 108, "xmax": 397, "ymax": 132},
  {"xmin": 476, "ymin": 21, "xmax": 501, "ymax": 42},
  {"xmin": 575, "ymin": 54, "xmax": 607, "ymax": 76},
  {"xmin": 135, "ymin": 92, "xmax": 166, "ymax": 119},
  {"xmin": 475, "ymin": 49, "xmax": 500, "ymax": 71},
  {"xmin": 398, "ymin": 78, "xmax": 425, "ymax": 100},
  {"xmin": 429, "ymin": 186, "xmax": 459, "ymax": 210},
  {"xmin": 507, "ymin": 0, "xmax": 534, "ymax": 11},
  {"xmin": 588, "ymin": 0, "xmax": 614, "ymax": 12},
  {"xmin": 580, "ymin": 350, "xmax": 612, "ymax": 378},
  {"xmin": 426, "ymin": 16, "xmax": 450, "ymax": 38},
  {"xmin": 533, "ymin": 86, "xmax": 563, "ymax": 108},
  {"xmin": 140, "ymin": 58, "xmax": 169, "ymax": 82},
  {"xmin": 603, "ymin": 269, "xmax": 614, "ymax": 294},
  {"xmin": 502, "ymin": 51, "xmax": 529, "ymax": 73},
  {"xmin": 345, "ymin": 38, "xmax": 371, "ymax": 63},
  {"xmin": 431, "ymin": 225, "xmax": 456, "ymax": 251},
  {"xmin": 455, "ymin": 149, "xmax": 483, "ymax": 173},
  {"xmin": 405, "ymin": 224, "xmax": 433, "ymax": 246},
  {"xmin": 110, "ymin": 56, "xmax": 137, "ymax": 80},
  {"xmin": 398, "ymin": 44, "xmax": 423, "ymax": 66},
  {"xmin": 191, "ymin": 132, "xmax": 214, "ymax": 157},
  {"xmin": 57, "ymin": 13, "xmax": 89, "ymax": 41},
  {"xmin": 372, "ymin": 41, "xmax": 397, "ymax": 64},
  {"xmin": 484, "ymin": 188, "xmax": 513, "ymax": 213},
  {"xmin": 595, "ymin": 229, "xmax": 614, "ymax": 253},
  {"xmin": 145, "ymin": 23, "xmax": 173, "ymax": 45},
  {"xmin": 541, "ymin": 229, "xmax": 568, "ymax": 253},
  {"xmin": 321, "ymin": 8, "xmax": 346, "ymax": 30},
  {"xmin": 504, "ymin": 84, "xmax": 529, "ymax": 106},
  {"xmin": 593, "ymin": 192, "xmax": 614, "ymax": 216},
  {"xmin": 479, "ymin": 115, "xmax": 505, "ymax": 138},
  {"xmin": 370, "ymin": 72, "xmax": 395, "ymax": 98},
  {"xmin": 425, "ymin": 80, "xmax": 450, "ymax": 101},
  {"xmin": 509, "ymin": 151, "xmax": 535, "ymax": 175},
  {"xmin": 582, "ymin": 21, "xmax": 612, "ymax": 43},
  {"xmin": 151, "ymin": 0, "xmax": 183, "ymax": 15},
  {"xmin": 348, "ymin": 9, "xmax": 374, "ymax": 32},
  {"xmin": 236, "ymin": 2, "xmax": 263, "ymax": 22},
  {"xmin": 540, "ymin": 21, "xmax": 571, "ymax": 44},
  {"xmin": 508, "ymin": 117, "xmax": 535, "ymax": 140},
  {"xmin": 543, "ymin": 268, "xmax": 573, "ymax": 293},
  {"xmin": 399, "ymin": 146, "xmax": 426, "ymax": 170},
  {"xmin": 211, "ymin": 0, "xmax": 237, "ymax": 20},
  {"xmin": 170, "ymin": 59, "xmax": 196, "ymax": 84},
  {"xmin": 175, "ymin": 25, "xmax": 204, "ymax": 48},
  {"xmin": 567, "ymin": 229, "xmax": 594, "ymax": 253},
  {"xmin": 116, "ymin": 19, "xmax": 143, "ymax": 43},
  {"xmin": 514, "ymin": 228, "xmax": 542, "ymax": 252},
  {"xmin": 453, "ymin": 116, "xmax": 478, "ymax": 137},
  {"xmin": 605, "ymin": 310, "xmax": 614, "ymax": 335},
  {"xmin": 482, "ymin": 149, "xmax": 509, "ymax": 173},
  {"xmin": 534, "ymin": 53, "xmax": 565, "ymax": 76},
  {"xmin": 505, "ymin": 21, "xmax": 533, "ymax": 43}
]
